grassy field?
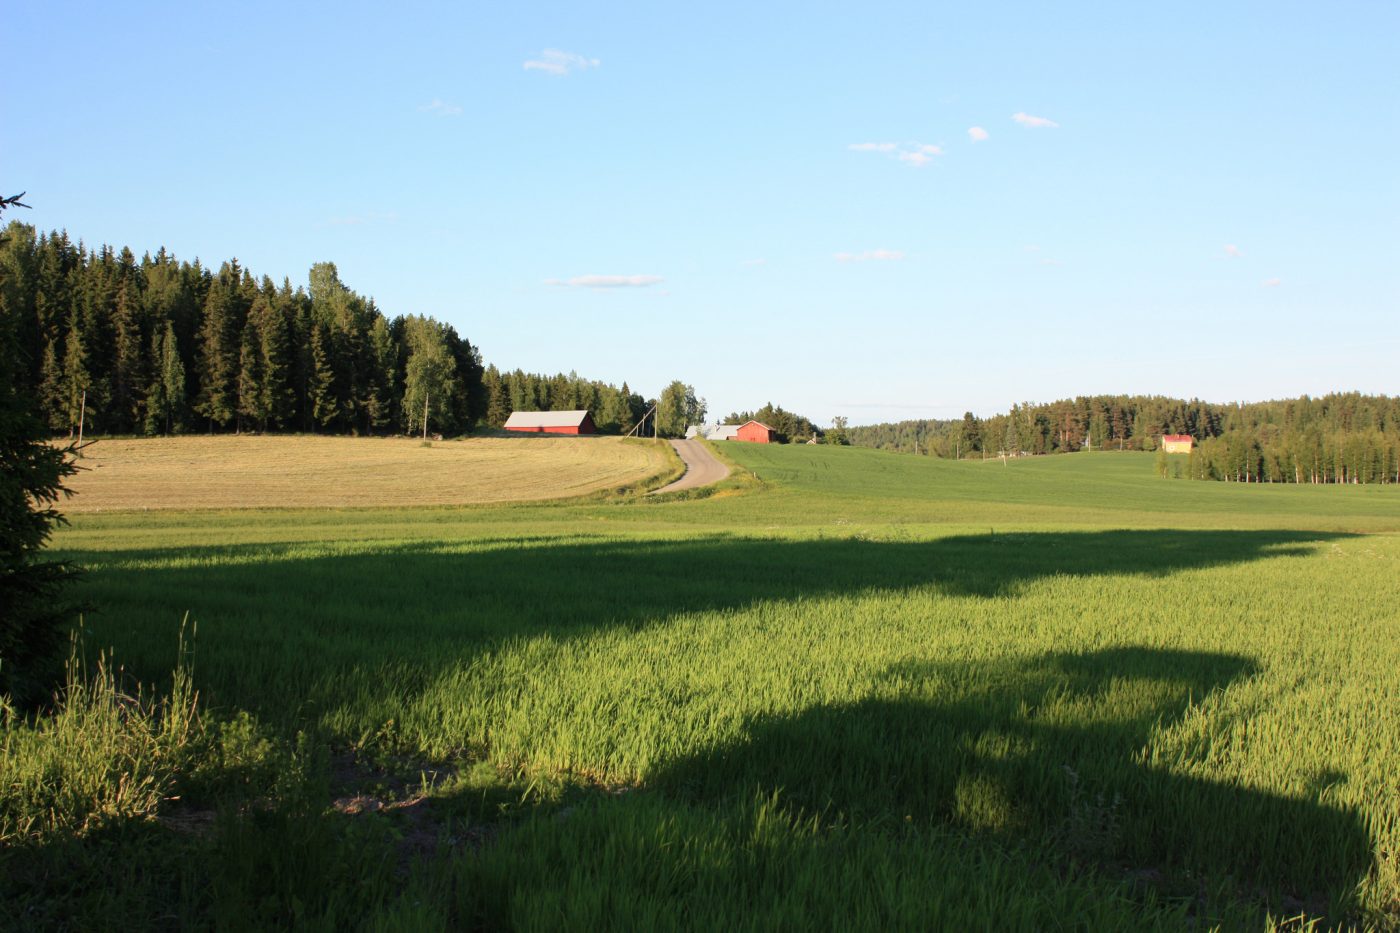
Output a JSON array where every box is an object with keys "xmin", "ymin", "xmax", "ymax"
[
  {"xmin": 59, "ymin": 434, "xmax": 677, "ymax": 511},
  {"xmin": 5, "ymin": 444, "xmax": 1400, "ymax": 930}
]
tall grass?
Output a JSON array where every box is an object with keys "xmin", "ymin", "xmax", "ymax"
[{"xmin": 1, "ymin": 622, "xmax": 199, "ymax": 844}]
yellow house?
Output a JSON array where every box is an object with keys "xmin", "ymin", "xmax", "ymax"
[{"xmin": 1161, "ymin": 434, "xmax": 1193, "ymax": 454}]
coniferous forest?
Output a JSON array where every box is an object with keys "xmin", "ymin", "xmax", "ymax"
[
  {"xmin": 850, "ymin": 394, "xmax": 1400, "ymax": 484},
  {"xmin": 0, "ymin": 223, "xmax": 690, "ymax": 439},
  {"xmin": 0, "ymin": 223, "xmax": 489, "ymax": 437}
]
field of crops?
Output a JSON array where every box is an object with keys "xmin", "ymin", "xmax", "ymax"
[
  {"xmin": 5, "ymin": 443, "xmax": 1400, "ymax": 930},
  {"xmin": 59, "ymin": 434, "xmax": 677, "ymax": 511}
]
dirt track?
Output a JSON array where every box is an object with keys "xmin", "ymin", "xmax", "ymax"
[{"xmin": 657, "ymin": 439, "xmax": 731, "ymax": 493}]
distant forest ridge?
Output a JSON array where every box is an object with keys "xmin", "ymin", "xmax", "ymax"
[
  {"xmin": 0, "ymin": 224, "xmax": 693, "ymax": 438},
  {"xmin": 849, "ymin": 394, "xmax": 1400, "ymax": 484}
]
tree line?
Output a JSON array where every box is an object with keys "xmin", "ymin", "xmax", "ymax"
[
  {"xmin": 0, "ymin": 223, "xmax": 719, "ymax": 442},
  {"xmin": 849, "ymin": 393, "xmax": 1400, "ymax": 484},
  {"xmin": 722, "ymin": 402, "xmax": 823, "ymax": 443},
  {"xmin": 0, "ymin": 223, "xmax": 489, "ymax": 437},
  {"xmin": 846, "ymin": 418, "xmax": 955, "ymax": 454},
  {"xmin": 478, "ymin": 371, "xmax": 707, "ymax": 437}
]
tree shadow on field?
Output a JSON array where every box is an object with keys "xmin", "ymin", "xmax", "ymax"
[
  {"xmin": 646, "ymin": 646, "xmax": 1372, "ymax": 922},
  {"xmin": 67, "ymin": 529, "xmax": 1351, "ymax": 716}
]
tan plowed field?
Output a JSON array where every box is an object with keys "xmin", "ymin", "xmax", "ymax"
[{"xmin": 60, "ymin": 435, "xmax": 674, "ymax": 511}]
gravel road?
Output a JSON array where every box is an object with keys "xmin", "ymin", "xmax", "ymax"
[{"xmin": 656, "ymin": 439, "xmax": 731, "ymax": 493}]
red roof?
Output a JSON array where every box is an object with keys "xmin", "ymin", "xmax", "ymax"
[{"xmin": 1162, "ymin": 434, "xmax": 1193, "ymax": 442}]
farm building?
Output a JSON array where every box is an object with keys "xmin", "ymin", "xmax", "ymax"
[
  {"xmin": 503, "ymin": 410, "xmax": 598, "ymax": 435},
  {"xmin": 685, "ymin": 423, "xmax": 741, "ymax": 441},
  {"xmin": 1161, "ymin": 434, "xmax": 1194, "ymax": 454},
  {"xmin": 735, "ymin": 420, "xmax": 776, "ymax": 443}
]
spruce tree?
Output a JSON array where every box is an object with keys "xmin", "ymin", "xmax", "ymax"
[
  {"xmin": 37, "ymin": 339, "xmax": 63, "ymax": 431},
  {"xmin": 236, "ymin": 318, "xmax": 266, "ymax": 432},
  {"xmin": 0, "ymin": 190, "xmax": 78, "ymax": 706},
  {"xmin": 308, "ymin": 322, "xmax": 338, "ymax": 431},
  {"xmin": 257, "ymin": 298, "xmax": 294, "ymax": 431},
  {"xmin": 159, "ymin": 321, "xmax": 187, "ymax": 433},
  {"xmin": 59, "ymin": 320, "xmax": 91, "ymax": 436},
  {"xmin": 194, "ymin": 262, "xmax": 246, "ymax": 430},
  {"xmin": 110, "ymin": 278, "xmax": 145, "ymax": 433},
  {"xmin": 365, "ymin": 316, "xmax": 397, "ymax": 434}
]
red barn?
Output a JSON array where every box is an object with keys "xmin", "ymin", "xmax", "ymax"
[
  {"xmin": 1161, "ymin": 434, "xmax": 1193, "ymax": 454},
  {"xmin": 503, "ymin": 410, "xmax": 598, "ymax": 435},
  {"xmin": 735, "ymin": 420, "xmax": 775, "ymax": 443}
]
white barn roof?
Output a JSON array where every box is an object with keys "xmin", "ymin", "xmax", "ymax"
[
  {"xmin": 686, "ymin": 422, "xmax": 741, "ymax": 440},
  {"xmin": 504, "ymin": 410, "xmax": 592, "ymax": 428}
]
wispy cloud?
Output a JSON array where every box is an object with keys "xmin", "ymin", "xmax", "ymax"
[
  {"xmin": 1040, "ymin": 258, "xmax": 1064, "ymax": 266},
  {"xmin": 898, "ymin": 144, "xmax": 944, "ymax": 166},
  {"xmin": 968, "ymin": 126, "xmax": 989, "ymax": 142},
  {"xmin": 740, "ymin": 258, "xmax": 767, "ymax": 267},
  {"xmin": 1261, "ymin": 277, "xmax": 1282, "ymax": 288},
  {"xmin": 1023, "ymin": 245, "xmax": 1041, "ymax": 252},
  {"xmin": 834, "ymin": 249, "xmax": 905, "ymax": 263},
  {"xmin": 524, "ymin": 49, "xmax": 600, "ymax": 76},
  {"xmin": 1223, "ymin": 244, "xmax": 1243, "ymax": 258},
  {"xmin": 1012, "ymin": 111, "xmax": 1059, "ymax": 128},
  {"xmin": 849, "ymin": 141, "xmax": 943, "ymax": 167},
  {"xmin": 546, "ymin": 274, "xmax": 662, "ymax": 288},
  {"xmin": 418, "ymin": 98, "xmax": 463, "ymax": 117}
]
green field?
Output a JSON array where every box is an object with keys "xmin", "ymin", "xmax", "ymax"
[{"xmin": 6, "ymin": 445, "xmax": 1400, "ymax": 930}]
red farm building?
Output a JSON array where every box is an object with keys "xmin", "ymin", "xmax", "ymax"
[
  {"xmin": 1161, "ymin": 434, "xmax": 1194, "ymax": 454},
  {"xmin": 503, "ymin": 410, "xmax": 598, "ymax": 435},
  {"xmin": 735, "ymin": 420, "xmax": 776, "ymax": 443}
]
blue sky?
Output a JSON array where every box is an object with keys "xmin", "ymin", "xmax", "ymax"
[{"xmin": 6, "ymin": 1, "xmax": 1396, "ymax": 424}]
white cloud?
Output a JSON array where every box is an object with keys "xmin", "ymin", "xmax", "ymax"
[
  {"xmin": 850, "ymin": 141, "xmax": 943, "ymax": 167},
  {"xmin": 1224, "ymin": 244, "xmax": 1243, "ymax": 258},
  {"xmin": 418, "ymin": 98, "xmax": 463, "ymax": 117},
  {"xmin": 834, "ymin": 249, "xmax": 905, "ymax": 263},
  {"xmin": 1023, "ymin": 244, "xmax": 1041, "ymax": 252},
  {"xmin": 740, "ymin": 258, "xmax": 767, "ymax": 267},
  {"xmin": 1040, "ymin": 258, "xmax": 1064, "ymax": 266},
  {"xmin": 547, "ymin": 274, "xmax": 662, "ymax": 288},
  {"xmin": 898, "ymin": 144, "xmax": 944, "ymax": 166},
  {"xmin": 968, "ymin": 126, "xmax": 989, "ymax": 142},
  {"xmin": 524, "ymin": 49, "xmax": 600, "ymax": 76},
  {"xmin": 1012, "ymin": 111, "xmax": 1059, "ymax": 128},
  {"xmin": 1261, "ymin": 277, "xmax": 1282, "ymax": 288}
]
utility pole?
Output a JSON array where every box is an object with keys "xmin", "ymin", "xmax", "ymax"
[
  {"xmin": 77, "ymin": 390, "xmax": 86, "ymax": 454},
  {"xmin": 422, "ymin": 391, "xmax": 429, "ymax": 441}
]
